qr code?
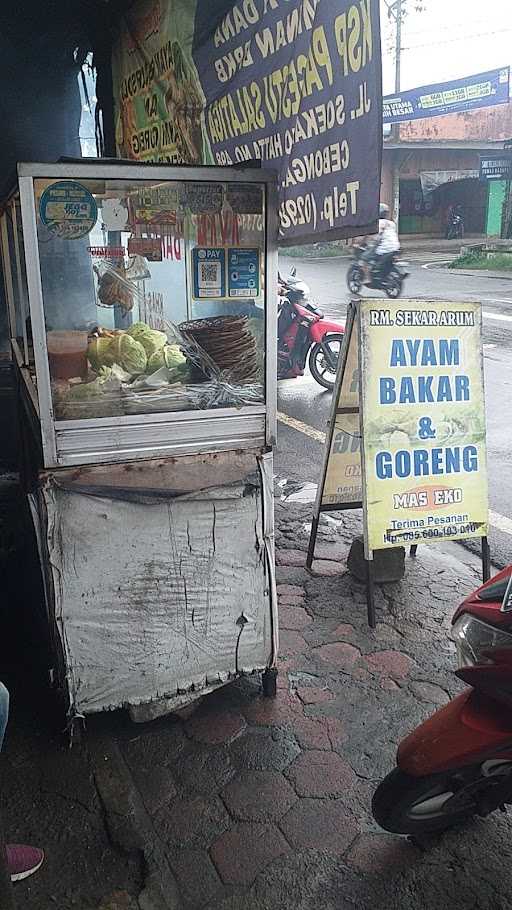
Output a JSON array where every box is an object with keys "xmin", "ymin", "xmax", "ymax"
[{"xmin": 200, "ymin": 262, "xmax": 220, "ymax": 285}]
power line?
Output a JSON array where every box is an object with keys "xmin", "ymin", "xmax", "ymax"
[
  {"xmin": 402, "ymin": 27, "xmax": 512, "ymax": 50},
  {"xmin": 402, "ymin": 16, "xmax": 502, "ymax": 37}
]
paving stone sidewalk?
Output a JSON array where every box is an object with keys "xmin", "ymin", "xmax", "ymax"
[{"xmin": 4, "ymin": 500, "xmax": 512, "ymax": 909}]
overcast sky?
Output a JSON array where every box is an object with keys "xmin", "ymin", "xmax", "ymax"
[{"xmin": 380, "ymin": 0, "xmax": 512, "ymax": 94}]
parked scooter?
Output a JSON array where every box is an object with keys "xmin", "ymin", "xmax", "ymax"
[
  {"xmin": 278, "ymin": 267, "xmax": 344, "ymax": 390},
  {"xmin": 346, "ymin": 245, "xmax": 409, "ymax": 298},
  {"xmin": 446, "ymin": 205, "xmax": 464, "ymax": 241},
  {"xmin": 373, "ymin": 566, "xmax": 512, "ymax": 834}
]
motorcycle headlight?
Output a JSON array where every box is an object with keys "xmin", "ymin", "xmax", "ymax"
[{"xmin": 452, "ymin": 614, "xmax": 512, "ymax": 668}]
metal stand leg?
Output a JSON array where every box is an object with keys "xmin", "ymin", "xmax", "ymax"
[
  {"xmin": 410, "ymin": 545, "xmax": 418, "ymax": 557},
  {"xmin": 482, "ymin": 536, "xmax": 491, "ymax": 583},
  {"xmin": 306, "ymin": 513, "xmax": 320, "ymax": 569},
  {"xmin": 366, "ymin": 559, "xmax": 377, "ymax": 629},
  {"xmin": 262, "ymin": 668, "xmax": 278, "ymax": 698}
]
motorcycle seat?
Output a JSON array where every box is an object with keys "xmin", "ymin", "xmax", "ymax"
[{"xmin": 477, "ymin": 578, "xmax": 510, "ymax": 602}]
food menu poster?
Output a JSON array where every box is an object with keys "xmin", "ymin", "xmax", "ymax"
[{"xmin": 359, "ymin": 299, "xmax": 488, "ymax": 552}]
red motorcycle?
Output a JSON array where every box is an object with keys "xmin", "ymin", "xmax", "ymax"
[
  {"xmin": 373, "ymin": 565, "xmax": 512, "ymax": 835},
  {"xmin": 278, "ymin": 268, "xmax": 344, "ymax": 391}
]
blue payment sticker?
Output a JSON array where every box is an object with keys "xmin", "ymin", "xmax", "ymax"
[
  {"xmin": 228, "ymin": 248, "xmax": 260, "ymax": 298},
  {"xmin": 39, "ymin": 181, "xmax": 98, "ymax": 240},
  {"xmin": 192, "ymin": 248, "xmax": 226, "ymax": 298}
]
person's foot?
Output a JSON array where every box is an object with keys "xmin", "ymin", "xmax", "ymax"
[{"xmin": 6, "ymin": 844, "xmax": 44, "ymax": 882}]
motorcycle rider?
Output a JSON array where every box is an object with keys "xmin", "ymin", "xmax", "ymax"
[{"xmin": 361, "ymin": 203, "xmax": 400, "ymax": 285}]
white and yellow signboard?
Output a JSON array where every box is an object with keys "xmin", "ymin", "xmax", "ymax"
[{"xmin": 359, "ymin": 299, "xmax": 488, "ymax": 552}]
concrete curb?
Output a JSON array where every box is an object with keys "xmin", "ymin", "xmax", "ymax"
[
  {"xmin": 423, "ymin": 262, "xmax": 512, "ymax": 281},
  {"xmin": 89, "ymin": 734, "xmax": 181, "ymax": 910}
]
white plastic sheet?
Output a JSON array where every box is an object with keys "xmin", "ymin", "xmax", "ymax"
[{"xmin": 32, "ymin": 451, "xmax": 275, "ymax": 716}]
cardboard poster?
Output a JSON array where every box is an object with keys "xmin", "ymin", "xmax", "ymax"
[
  {"xmin": 359, "ymin": 299, "xmax": 488, "ymax": 552},
  {"xmin": 127, "ymin": 237, "xmax": 163, "ymax": 261},
  {"xmin": 322, "ymin": 317, "xmax": 362, "ymax": 506}
]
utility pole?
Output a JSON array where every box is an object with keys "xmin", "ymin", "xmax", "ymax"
[
  {"xmin": 389, "ymin": 0, "xmax": 403, "ymax": 226},
  {"xmin": 394, "ymin": 0, "xmax": 402, "ymax": 115}
]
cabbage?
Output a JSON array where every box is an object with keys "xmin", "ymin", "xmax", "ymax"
[
  {"xmin": 163, "ymin": 344, "xmax": 186, "ymax": 370},
  {"xmin": 147, "ymin": 348, "xmax": 166, "ymax": 373},
  {"xmin": 146, "ymin": 344, "xmax": 186, "ymax": 375},
  {"xmin": 108, "ymin": 334, "xmax": 147, "ymax": 375},
  {"xmin": 126, "ymin": 322, "xmax": 167, "ymax": 357},
  {"xmin": 87, "ymin": 336, "xmax": 115, "ymax": 373},
  {"xmin": 66, "ymin": 367, "xmax": 117, "ymax": 400},
  {"xmin": 126, "ymin": 321, "xmax": 150, "ymax": 337}
]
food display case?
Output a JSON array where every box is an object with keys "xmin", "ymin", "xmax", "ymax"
[{"xmin": 2, "ymin": 162, "xmax": 278, "ymax": 725}]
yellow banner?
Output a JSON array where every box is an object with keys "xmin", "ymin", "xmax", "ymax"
[{"xmin": 359, "ymin": 299, "xmax": 488, "ymax": 551}]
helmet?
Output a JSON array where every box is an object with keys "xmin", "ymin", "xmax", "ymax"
[{"xmin": 379, "ymin": 203, "xmax": 390, "ymax": 217}]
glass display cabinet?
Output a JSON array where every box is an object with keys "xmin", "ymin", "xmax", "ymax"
[
  {"xmin": 1, "ymin": 162, "xmax": 279, "ymax": 726},
  {"xmin": 3, "ymin": 162, "xmax": 277, "ymax": 468}
]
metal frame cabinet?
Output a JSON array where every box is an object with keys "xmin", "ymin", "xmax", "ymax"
[{"xmin": 1, "ymin": 162, "xmax": 279, "ymax": 723}]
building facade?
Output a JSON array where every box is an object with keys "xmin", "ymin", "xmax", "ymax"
[{"xmin": 381, "ymin": 103, "xmax": 512, "ymax": 236}]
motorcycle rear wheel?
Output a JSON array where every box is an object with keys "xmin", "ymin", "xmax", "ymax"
[
  {"xmin": 372, "ymin": 766, "xmax": 500, "ymax": 835},
  {"xmin": 309, "ymin": 333, "xmax": 343, "ymax": 390},
  {"xmin": 384, "ymin": 269, "xmax": 402, "ymax": 299},
  {"xmin": 347, "ymin": 264, "xmax": 363, "ymax": 294}
]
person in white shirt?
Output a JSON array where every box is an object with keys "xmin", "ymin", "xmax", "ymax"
[{"xmin": 361, "ymin": 203, "xmax": 400, "ymax": 284}]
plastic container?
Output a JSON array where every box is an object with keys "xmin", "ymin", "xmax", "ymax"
[{"xmin": 47, "ymin": 331, "xmax": 89, "ymax": 380}]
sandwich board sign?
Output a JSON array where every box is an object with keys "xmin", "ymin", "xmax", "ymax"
[{"xmin": 308, "ymin": 298, "xmax": 489, "ymax": 627}]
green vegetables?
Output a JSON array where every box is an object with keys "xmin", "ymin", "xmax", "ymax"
[
  {"xmin": 126, "ymin": 322, "xmax": 168, "ymax": 358},
  {"xmin": 58, "ymin": 321, "xmax": 193, "ymax": 419},
  {"xmin": 87, "ymin": 336, "xmax": 115, "ymax": 373},
  {"xmin": 66, "ymin": 366, "xmax": 116, "ymax": 400},
  {"xmin": 146, "ymin": 348, "xmax": 166, "ymax": 373},
  {"xmin": 87, "ymin": 331, "xmax": 148, "ymax": 376},
  {"xmin": 164, "ymin": 344, "xmax": 186, "ymax": 370},
  {"xmin": 86, "ymin": 322, "xmax": 190, "ymax": 387},
  {"xmin": 108, "ymin": 334, "xmax": 147, "ymax": 375},
  {"xmin": 145, "ymin": 343, "xmax": 187, "ymax": 375}
]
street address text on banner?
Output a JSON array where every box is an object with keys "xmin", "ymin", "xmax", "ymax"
[{"xmin": 111, "ymin": 0, "xmax": 382, "ymax": 244}]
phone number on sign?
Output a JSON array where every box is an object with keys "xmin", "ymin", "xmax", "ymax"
[
  {"xmin": 279, "ymin": 181, "xmax": 361, "ymax": 232},
  {"xmin": 279, "ymin": 193, "xmax": 317, "ymax": 231},
  {"xmin": 384, "ymin": 522, "xmax": 481, "ymax": 545}
]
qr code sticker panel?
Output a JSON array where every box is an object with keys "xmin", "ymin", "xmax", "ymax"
[{"xmin": 200, "ymin": 262, "xmax": 220, "ymax": 284}]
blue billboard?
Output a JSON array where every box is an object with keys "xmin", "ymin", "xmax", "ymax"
[{"xmin": 383, "ymin": 67, "xmax": 510, "ymax": 124}]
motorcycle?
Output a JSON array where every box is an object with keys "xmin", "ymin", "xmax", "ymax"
[
  {"xmin": 372, "ymin": 565, "xmax": 512, "ymax": 835},
  {"xmin": 446, "ymin": 209, "xmax": 464, "ymax": 241},
  {"xmin": 346, "ymin": 245, "xmax": 409, "ymax": 299},
  {"xmin": 278, "ymin": 267, "xmax": 344, "ymax": 391}
]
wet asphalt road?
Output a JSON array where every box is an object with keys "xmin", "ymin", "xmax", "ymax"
[{"xmin": 275, "ymin": 252, "xmax": 512, "ymax": 570}]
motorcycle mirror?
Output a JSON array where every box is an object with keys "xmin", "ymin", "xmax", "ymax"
[{"xmin": 290, "ymin": 266, "xmax": 297, "ymax": 277}]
